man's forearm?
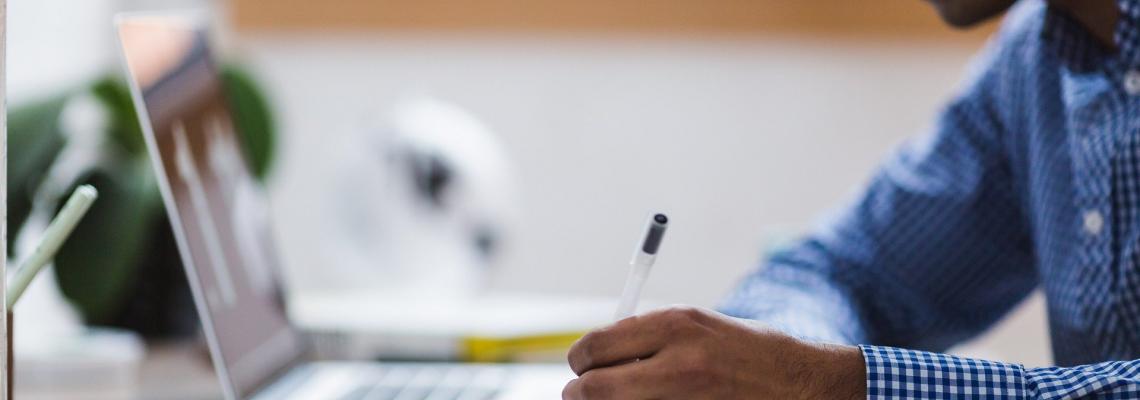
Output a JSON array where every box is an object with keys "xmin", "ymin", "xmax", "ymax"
[{"xmin": 800, "ymin": 342, "xmax": 866, "ymax": 400}]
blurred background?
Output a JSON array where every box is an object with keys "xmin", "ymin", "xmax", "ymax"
[{"xmin": 8, "ymin": 0, "xmax": 1049, "ymax": 398}]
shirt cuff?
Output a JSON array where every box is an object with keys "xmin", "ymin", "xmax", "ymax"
[{"xmin": 860, "ymin": 345, "xmax": 1028, "ymax": 399}]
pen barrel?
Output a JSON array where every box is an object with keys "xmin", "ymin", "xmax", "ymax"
[
  {"xmin": 614, "ymin": 261, "xmax": 653, "ymax": 320},
  {"xmin": 629, "ymin": 251, "xmax": 656, "ymax": 267}
]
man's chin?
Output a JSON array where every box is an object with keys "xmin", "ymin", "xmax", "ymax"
[{"xmin": 927, "ymin": 0, "xmax": 1017, "ymax": 29}]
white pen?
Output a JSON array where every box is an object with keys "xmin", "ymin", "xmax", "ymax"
[{"xmin": 614, "ymin": 213, "xmax": 669, "ymax": 320}]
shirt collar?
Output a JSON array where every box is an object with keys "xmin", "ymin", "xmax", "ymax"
[
  {"xmin": 1117, "ymin": 0, "xmax": 1140, "ymax": 67},
  {"xmin": 1043, "ymin": 0, "xmax": 1140, "ymax": 72}
]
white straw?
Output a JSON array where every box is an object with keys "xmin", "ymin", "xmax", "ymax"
[{"xmin": 6, "ymin": 185, "xmax": 98, "ymax": 309}]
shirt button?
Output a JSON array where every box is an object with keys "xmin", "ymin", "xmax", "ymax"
[
  {"xmin": 1125, "ymin": 70, "xmax": 1140, "ymax": 95},
  {"xmin": 1083, "ymin": 210, "xmax": 1104, "ymax": 236}
]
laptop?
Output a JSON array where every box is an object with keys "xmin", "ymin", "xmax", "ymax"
[{"xmin": 115, "ymin": 13, "xmax": 572, "ymax": 400}]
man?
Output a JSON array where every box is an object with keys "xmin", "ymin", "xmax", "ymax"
[{"xmin": 563, "ymin": 0, "xmax": 1140, "ymax": 398}]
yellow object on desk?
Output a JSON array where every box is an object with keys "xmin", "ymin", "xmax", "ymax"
[{"xmin": 463, "ymin": 332, "xmax": 585, "ymax": 363}]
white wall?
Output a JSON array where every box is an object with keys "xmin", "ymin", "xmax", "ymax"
[
  {"xmin": 6, "ymin": 0, "xmax": 117, "ymax": 103},
  {"xmin": 239, "ymin": 34, "xmax": 1052, "ymax": 366}
]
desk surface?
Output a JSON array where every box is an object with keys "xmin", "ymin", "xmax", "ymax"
[
  {"xmin": 16, "ymin": 341, "xmax": 222, "ymax": 400},
  {"xmin": 136, "ymin": 342, "xmax": 223, "ymax": 400}
]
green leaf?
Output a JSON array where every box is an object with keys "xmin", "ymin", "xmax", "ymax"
[
  {"xmin": 221, "ymin": 65, "xmax": 276, "ymax": 179},
  {"xmin": 12, "ymin": 63, "xmax": 278, "ymax": 326},
  {"xmin": 53, "ymin": 160, "xmax": 162, "ymax": 323},
  {"xmin": 90, "ymin": 77, "xmax": 145, "ymax": 157},
  {"xmin": 6, "ymin": 96, "xmax": 69, "ymax": 252}
]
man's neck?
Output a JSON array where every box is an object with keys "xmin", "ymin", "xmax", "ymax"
[{"xmin": 1050, "ymin": 0, "xmax": 1121, "ymax": 50}]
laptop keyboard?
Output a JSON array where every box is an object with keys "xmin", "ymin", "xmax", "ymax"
[{"xmin": 336, "ymin": 365, "xmax": 508, "ymax": 400}]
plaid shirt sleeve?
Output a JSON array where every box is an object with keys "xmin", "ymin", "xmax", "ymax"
[{"xmin": 862, "ymin": 345, "xmax": 1140, "ymax": 399}]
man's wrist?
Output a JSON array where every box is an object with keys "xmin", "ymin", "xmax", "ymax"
[{"xmin": 797, "ymin": 341, "xmax": 866, "ymax": 400}]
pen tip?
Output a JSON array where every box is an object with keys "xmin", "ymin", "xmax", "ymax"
[{"xmin": 653, "ymin": 213, "xmax": 668, "ymax": 225}]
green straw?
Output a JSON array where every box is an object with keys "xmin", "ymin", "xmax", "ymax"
[{"xmin": 6, "ymin": 185, "xmax": 98, "ymax": 309}]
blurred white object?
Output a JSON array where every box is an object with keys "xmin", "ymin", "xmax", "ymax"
[{"xmin": 316, "ymin": 97, "xmax": 517, "ymax": 298}]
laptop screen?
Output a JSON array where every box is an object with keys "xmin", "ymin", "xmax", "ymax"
[{"xmin": 116, "ymin": 15, "xmax": 304, "ymax": 398}]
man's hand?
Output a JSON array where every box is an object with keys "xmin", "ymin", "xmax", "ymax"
[{"xmin": 563, "ymin": 306, "xmax": 866, "ymax": 399}]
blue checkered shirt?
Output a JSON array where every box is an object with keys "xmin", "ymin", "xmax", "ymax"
[{"xmin": 720, "ymin": 1, "xmax": 1140, "ymax": 398}]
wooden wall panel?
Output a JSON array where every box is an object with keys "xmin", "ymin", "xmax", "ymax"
[{"xmin": 230, "ymin": 0, "xmax": 998, "ymax": 42}]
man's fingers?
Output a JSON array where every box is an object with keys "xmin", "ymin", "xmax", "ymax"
[
  {"xmin": 567, "ymin": 316, "xmax": 664, "ymax": 376},
  {"xmin": 568, "ymin": 308, "xmax": 704, "ymax": 376},
  {"xmin": 562, "ymin": 357, "xmax": 667, "ymax": 400}
]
